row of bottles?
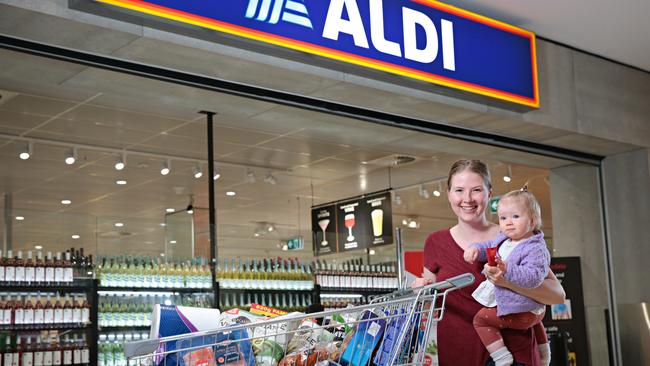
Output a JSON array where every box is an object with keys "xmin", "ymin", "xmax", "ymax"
[
  {"xmin": 98, "ymin": 333, "xmax": 149, "ymax": 366},
  {"xmin": 98, "ymin": 293, "xmax": 212, "ymax": 327},
  {"xmin": 219, "ymin": 292, "xmax": 312, "ymax": 313},
  {"xmin": 314, "ymin": 259, "xmax": 399, "ymax": 291},
  {"xmin": 96, "ymin": 256, "xmax": 212, "ymax": 289},
  {"xmin": 217, "ymin": 257, "xmax": 313, "ymax": 290},
  {"xmin": 1, "ymin": 294, "xmax": 90, "ymax": 327},
  {"xmin": 320, "ymin": 296, "xmax": 370, "ymax": 311},
  {"xmin": 0, "ymin": 251, "xmax": 77, "ymax": 285},
  {"xmin": 1, "ymin": 334, "xmax": 90, "ymax": 366}
]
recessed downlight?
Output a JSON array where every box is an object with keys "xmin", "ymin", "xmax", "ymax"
[
  {"xmin": 61, "ymin": 199, "xmax": 72, "ymax": 205},
  {"xmin": 226, "ymin": 191, "xmax": 236, "ymax": 197},
  {"xmin": 15, "ymin": 216, "xmax": 25, "ymax": 221},
  {"xmin": 114, "ymin": 222, "xmax": 124, "ymax": 227},
  {"xmin": 116, "ymin": 180, "xmax": 127, "ymax": 185},
  {"xmin": 35, "ymin": 245, "xmax": 43, "ymax": 250},
  {"xmin": 165, "ymin": 208, "xmax": 175, "ymax": 213},
  {"xmin": 71, "ymin": 234, "xmax": 80, "ymax": 239}
]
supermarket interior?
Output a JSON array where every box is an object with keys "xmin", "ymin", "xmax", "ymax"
[{"xmin": 0, "ymin": 47, "xmax": 592, "ymax": 365}]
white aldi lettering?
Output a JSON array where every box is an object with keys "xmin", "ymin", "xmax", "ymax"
[{"xmin": 322, "ymin": 0, "xmax": 456, "ymax": 70}]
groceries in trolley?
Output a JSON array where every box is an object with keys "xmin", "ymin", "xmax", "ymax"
[{"xmin": 127, "ymin": 273, "xmax": 474, "ymax": 366}]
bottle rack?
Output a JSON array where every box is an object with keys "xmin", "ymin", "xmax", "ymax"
[{"xmin": 0, "ymin": 278, "xmax": 98, "ymax": 366}]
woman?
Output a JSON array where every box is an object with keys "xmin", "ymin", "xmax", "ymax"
[{"xmin": 415, "ymin": 159, "xmax": 565, "ymax": 366}]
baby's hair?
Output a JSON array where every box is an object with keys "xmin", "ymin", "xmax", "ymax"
[{"xmin": 500, "ymin": 186, "xmax": 543, "ymax": 230}]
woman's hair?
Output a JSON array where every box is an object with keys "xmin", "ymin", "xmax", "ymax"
[
  {"xmin": 447, "ymin": 159, "xmax": 492, "ymax": 191},
  {"xmin": 500, "ymin": 187, "xmax": 543, "ymax": 230}
]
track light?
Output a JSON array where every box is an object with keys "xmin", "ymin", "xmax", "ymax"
[
  {"xmin": 65, "ymin": 147, "xmax": 78, "ymax": 165},
  {"xmin": 160, "ymin": 160, "xmax": 171, "ymax": 176},
  {"xmin": 19, "ymin": 141, "xmax": 33, "ymax": 160},
  {"xmin": 503, "ymin": 165, "xmax": 512, "ymax": 183},
  {"xmin": 186, "ymin": 195, "xmax": 194, "ymax": 214},
  {"xmin": 419, "ymin": 184, "xmax": 430, "ymax": 199},
  {"xmin": 264, "ymin": 171, "xmax": 277, "ymax": 185},
  {"xmin": 213, "ymin": 168, "xmax": 221, "ymax": 180},
  {"xmin": 433, "ymin": 182, "xmax": 442, "ymax": 197},
  {"xmin": 193, "ymin": 165, "xmax": 203, "ymax": 179},
  {"xmin": 115, "ymin": 152, "xmax": 126, "ymax": 171},
  {"xmin": 246, "ymin": 169, "xmax": 256, "ymax": 183}
]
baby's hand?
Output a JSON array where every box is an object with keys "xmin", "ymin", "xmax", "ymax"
[{"xmin": 464, "ymin": 247, "xmax": 479, "ymax": 264}]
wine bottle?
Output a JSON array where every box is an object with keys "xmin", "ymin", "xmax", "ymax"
[
  {"xmin": 5, "ymin": 250, "xmax": 16, "ymax": 283},
  {"xmin": 23, "ymin": 296, "xmax": 34, "ymax": 326},
  {"xmin": 14, "ymin": 295, "xmax": 24, "ymax": 325},
  {"xmin": 34, "ymin": 336, "xmax": 44, "ymax": 366},
  {"xmin": 22, "ymin": 337, "xmax": 34, "ymax": 366},
  {"xmin": 44, "ymin": 253, "xmax": 55, "ymax": 285},
  {"xmin": 15, "ymin": 251, "xmax": 26, "ymax": 283},
  {"xmin": 54, "ymin": 253, "xmax": 64, "ymax": 284},
  {"xmin": 53, "ymin": 295, "xmax": 64, "ymax": 324},
  {"xmin": 34, "ymin": 252, "xmax": 45, "ymax": 284},
  {"xmin": 34, "ymin": 296, "xmax": 44, "ymax": 325},
  {"xmin": 0, "ymin": 250, "xmax": 5, "ymax": 283},
  {"xmin": 43, "ymin": 296, "xmax": 54, "ymax": 325}
]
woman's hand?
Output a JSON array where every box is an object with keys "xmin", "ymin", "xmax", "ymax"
[{"xmin": 411, "ymin": 277, "xmax": 434, "ymax": 288}]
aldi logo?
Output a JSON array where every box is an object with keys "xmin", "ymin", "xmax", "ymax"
[
  {"xmin": 245, "ymin": 0, "xmax": 313, "ymax": 29},
  {"xmin": 92, "ymin": 0, "xmax": 539, "ymax": 108}
]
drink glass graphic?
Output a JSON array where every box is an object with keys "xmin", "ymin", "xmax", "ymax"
[
  {"xmin": 344, "ymin": 214, "xmax": 355, "ymax": 242},
  {"xmin": 318, "ymin": 219, "xmax": 330, "ymax": 246},
  {"xmin": 371, "ymin": 209, "xmax": 383, "ymax": 237}
]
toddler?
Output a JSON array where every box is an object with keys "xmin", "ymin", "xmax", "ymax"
[{"xmin": 464, "ymin": 187, "xmax": 551, "ymax": 366}]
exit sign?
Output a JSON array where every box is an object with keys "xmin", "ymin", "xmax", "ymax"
[
  {"xmin": 286, "ymin": 236, "xmax": 304, "ymax": 250},
  {"xmin": 489, "ymin": 196, "xmax": 500, "ymax": 214}
]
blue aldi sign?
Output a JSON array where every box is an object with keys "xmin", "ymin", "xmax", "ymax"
[{"xmin": 94, "ymin": 0, "xmax": 539, "ymax": 108}]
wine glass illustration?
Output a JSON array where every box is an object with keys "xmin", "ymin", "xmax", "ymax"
[
  {"xmin": 318, "ymin": 219, "xmax": 330, "ymax": 246},
  {"xmin": 344, "ymin": 213, "xmax": 355, "ymax": 242}
]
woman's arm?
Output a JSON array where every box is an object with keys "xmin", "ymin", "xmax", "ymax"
[
  {"xmin": 411, "ymin": 267, "xmax": 437, "ymax": 288},
  {"xmin": 486, "ymin": 261, "xmax": 565, "ymax": 305}
]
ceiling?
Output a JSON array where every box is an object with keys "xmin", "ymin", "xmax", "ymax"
[
  {"xmin": 441, "ymin": 0, "xmax": 650, "ymax": 72},
  {"xmin": 0, "ymin": 48, "xmax": 573, "ymax": 262}
]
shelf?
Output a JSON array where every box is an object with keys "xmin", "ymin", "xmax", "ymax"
[
  {"xmin": 0, "ymin": 280, "xmax": 95, "ymax": 292},
  {"xmin": 219, "ymin": 287, "xmax": 313, "ymax": 292},
  {"xmin": 98, "ymin": 287, "xmax": 213, "ymax": 293},
  {"xmin": 98, "ymin": 326, "xmax": 150, "ymax": 332},
  {"xmin": 319, "ymin": 287, "xmax": 397, "ymax": 295},
  {"xmin": 0, "ymin": 323, "xmax": 92, "ymax": 331},
  {"xmin": 217, "ymin": 280, "xmax": 313, "ymax": 291}
]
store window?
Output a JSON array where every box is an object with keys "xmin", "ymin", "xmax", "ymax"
[{"xmin": 0, "ymin": 47, "xmax": 605, "ymax": 365}]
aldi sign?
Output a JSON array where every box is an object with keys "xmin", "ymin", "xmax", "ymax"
[{"xmin": 95, "ymin": 0, "xmax": 539, "ymax": 107}]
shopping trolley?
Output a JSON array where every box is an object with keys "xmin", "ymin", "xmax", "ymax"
[{"xmin": 123, "ymin": 273, "xmax": 474, "ymax": 366}]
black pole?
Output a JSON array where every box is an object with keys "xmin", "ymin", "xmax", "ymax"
[{"xmin": 199, "ymin": 110, "xmax": 218, "ymax": 307}]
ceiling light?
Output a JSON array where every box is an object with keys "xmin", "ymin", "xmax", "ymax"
[
  {"xmin": 433, "ymin": 182, "xmax": 442, "ymax": 197},
  {"xmin": 114, "ymin": 222, "xmax": 124, "ymax": 227},
  {"xmin": 246, "ymin": 169, "xmax": 256, "ymax": 183},
  {"xmin": 71, "ymin": 234, "xmax": 80, "ymax": 239},
  {"xmin": 19, "ymin": 141, "xmax": 33, "ymax": 160},
  {"xmin": 213, "ymin": 171, "xmax": 221, "ymax": 180},
  {"xmin": 254, "ymin": 232, "xmax": 260, "ymax": 237},
  {"xmin": 15, "ymin": 216, "xmax": 24, "ymax": 221},
  {"xmin": 408, "ymin": 220, "xmax": 419, "ymax": 228},
  {"xmin": 267, "ymin": 224, "xmax": 275, "ymax": 232},
  {"xmin": 186, "ymin": 204, "xmax": 194, "ymax": 214},
  {"xmin": 419, "ymin": 184, "xmax": 430, "ymax": 199},
  {"xmin": 61, "ymin": 199, "xmax": 72, "ymax": 205},
  {"xmin": 226, "ymin": 191, "xmax": 236, "ymax": 197},
  {"xmin": 165, "ymin": 208, "xmax": 175, "ymax": 213},
  {"xmin": 503, "ymin": 165, "xmax": 512, "ymax": 183},
  {"xmin": 394, "ymin": 194, "xmax": 402, "ymax": 205},
  {"xmin": 160, "ymin": 223, "xmax": 167, "ymax": 227},
  {"xmin": 193, "ymin": 165, "xmax": 203, "ymax": 179},
  {"xmin": 35, "ymin": 245, "xmax": 43, "ymax": 250},
  {"xmin": 170, "ymin": 240, "xmax": 177, "ymax": 244},
  {"xmin": 114, "ymin": 152, "xmax": 126, "ymax": 171},
  {"xmin": 264, "ymin": 171, "xmax": 277, "ymax": 185},
  {"xmin": 160, "ymin": 160, "xmax": 171, "ymax": 176},
  {"xmin": 65, "ymin": 147, "xmax": 78, "ymax": 165},
  {"xmin": 116, "ymin": 180, "xmax": 127, "ymax": 185},
  {"xmin": 281, "ymin": 244, "xmax": 288, "ymax": 251},
  {"xmin": 369, "ymin": 249, "xmax": 376, "ymax": 255}
]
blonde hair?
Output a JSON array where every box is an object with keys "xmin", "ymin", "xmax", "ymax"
[
  {"xmin": 447, "ymin": 159, "xmax": 492, "ymax": 191},
  {"xmin": 500, "ymin": 187, "xmax": 542, "ymax": 230}
]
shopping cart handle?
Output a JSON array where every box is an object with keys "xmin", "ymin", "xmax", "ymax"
[
  {"xmin": 124, "ymin": 339, "xmax": 161, "ymax": 359},
  {"xmin": 421, "ymin": 273, "xmax": 475, "ymax": 292}
]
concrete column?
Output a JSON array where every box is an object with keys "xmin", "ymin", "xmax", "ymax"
[
  {"xmin": 550, "ymin": 164, "xmax": 609, "ymax": 366},
  {"xmin": 602, "ymin": 148, "xmax": 650, "ymax": 365}
]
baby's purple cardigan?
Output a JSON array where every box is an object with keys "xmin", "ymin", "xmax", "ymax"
[{"xmin": 473, "ymin": 231, "xmax": 550, "ymax": 316}]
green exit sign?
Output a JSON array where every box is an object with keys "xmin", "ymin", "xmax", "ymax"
[
  {"xmin": 489, "ymin": 196, "xmax": 500, "ymax": 214},
  {"xmin": 286, "ymin": 236, "xmax": 304, "ymax": 250}
]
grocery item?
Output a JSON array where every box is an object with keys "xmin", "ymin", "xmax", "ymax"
[{"xmin": 339, "ymin": 311, "xmax": 386, "ymax": 366}]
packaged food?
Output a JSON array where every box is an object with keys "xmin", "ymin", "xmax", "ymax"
[{"xmin": 339, "ymin": 311, "xmax": 386, "ymax": 366}]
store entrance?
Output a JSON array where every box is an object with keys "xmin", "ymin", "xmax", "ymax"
[{"xmin": 0, "ymin": 46, "xmax": 602, "ymax": 366}]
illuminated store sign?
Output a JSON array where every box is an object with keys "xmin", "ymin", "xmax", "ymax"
[{"xmin": 95, "ymin": 0, "xmax": 539, "ymax": 107}]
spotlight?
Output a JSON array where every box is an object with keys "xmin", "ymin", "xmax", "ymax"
[
  {"xmin": 433, "ymin": 182, "xmax": 442, "ymax": 197},
  {"xmin": 264, "ymin": 171, "xmax": 277, "ymax": 185},
  {"xmin": 193, "ymin": 165, "xmax": 203, "ymax": 179},
  {"xmin": 65, "ymin": 147, "xmax": 78, "ymax": 165},
  {"xmin": 369, "ymin": 249, "xmax": 376, "ymax": 255},
  {"xmin": 503, "ymin": 165, "xmax": 512, "ymax": 183},
  {"xmin": 186, "ymin": 205, "xmax": 194, "ymax": 214},
  {"xmin": 19, "ymin": 142, "xmax": 33, "ymax": 160},
  {"xmin": 394, "ymin": 194, "xmax": 402, "ymax": 205},
  {"xmin": 246, "ymin": 169, "xmax": 256, "ymax": 183},
  {"xmin": 71, "ymin": 234, "xmax": 80, "ymax": 240},
  {"xmin": 115, "ymin": 152, "xmax": 126, "ymax": 171},
  {"xmin": 160, "ymin": 160, "xmax": 170, "ymax": 176},
  {"xmin": 213, "ymin": 169, "xmax": 221, "ymax": 180},
  {"xmin": 419, "ymin": 184, "xmax": 430, "ymax": 199}
]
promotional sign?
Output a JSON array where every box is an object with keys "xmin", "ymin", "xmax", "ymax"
[
  {"xmin": 544, "ymin": 257, "xmax": 589, "ymax": 365},
  {"xmin": 93, "ymin": 0, "xmax": 539, "ymax": 108},
  {"xmin": 312, "ymin": 191, "xmax": 393, "ymax": 255}
]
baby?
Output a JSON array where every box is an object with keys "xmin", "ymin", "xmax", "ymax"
[{"xmin": 464, "ymin": 187, "xmax": 551, "ymax": 366}]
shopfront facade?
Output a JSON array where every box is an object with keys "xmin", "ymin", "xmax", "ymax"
[{"xmin": 0, "ymin": 1, "xmax": 649, "ymax": 365}]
